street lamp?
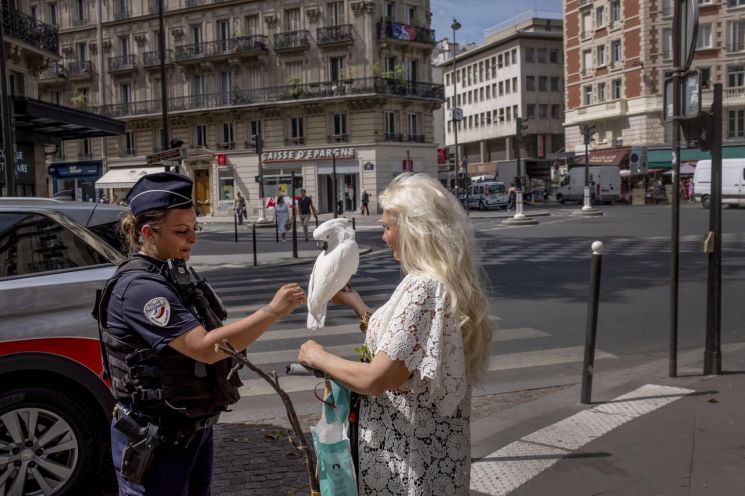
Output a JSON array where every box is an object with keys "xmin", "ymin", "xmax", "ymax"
[
  {"xmin": 583, "ymin": 124, "xmax": 596, "ymax": 211},
  {"xmin": 450, "ymin": 18, "xmax": 467, "ymax": 213}
]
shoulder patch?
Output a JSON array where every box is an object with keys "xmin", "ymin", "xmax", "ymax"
[{"xmin": 144, "ymin": 297, "xmax": 171, "ymax": 327}]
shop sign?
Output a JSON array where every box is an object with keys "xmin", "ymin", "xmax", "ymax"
[
  {"xmin": 48, "ymin": 161, "xmax": 102, "ymax": 178},
  {"xmin": 363, "ymin": 162, "xmax": 374, "ymax": 171},
  {"xmin": 262, "ymin": 146, "xmax": 356, "ymax": 163}
]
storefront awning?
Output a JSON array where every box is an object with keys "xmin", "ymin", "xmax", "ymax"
[
  {"xmin": 95, "ymin": 167, "xmax": 165, "ymax": 189},
  {"xmin": 575, "ymin": 147, "xmax": 630, "ymax": 166},
  {"xmin": 647, "ymin": 145, "xmax": 745, "ymax": 169}
]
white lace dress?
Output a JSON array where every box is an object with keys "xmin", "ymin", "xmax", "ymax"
[{"xmin": 358, "ymin": 273, "xmax": 471, "ymax": 495}]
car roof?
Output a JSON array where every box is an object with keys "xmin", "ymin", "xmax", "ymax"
[{"xmin": 0, "ymin": 198, "xmax": 127, "ymax": 227}]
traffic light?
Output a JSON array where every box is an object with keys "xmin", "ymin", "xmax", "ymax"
[
  {"xmin": 516, "ymin": 117, "xmax": 529, "ymax": 143},
  {"xmin": 292, "ymin": 176, "xmax": 303, "ymax": 189},
  {"xmin": 254, "ymin": 175, "xmax": 263, "ymax": 184},
  {"xmin": 583, "ymin": 124, "xmax": 596, "ymax": 146},
  {"xmin": 249, "ymin": 134, "xmax": 263, "ymax": 154}
]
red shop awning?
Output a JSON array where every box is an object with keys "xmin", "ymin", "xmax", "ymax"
[{"xmin": 575, "ymin": 147, "xmax": 630, "ymax": 166}]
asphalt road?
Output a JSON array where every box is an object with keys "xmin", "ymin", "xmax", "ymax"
[{"xmin": 193, "ymin": 204, "xmax": 745, "ymax": 418}]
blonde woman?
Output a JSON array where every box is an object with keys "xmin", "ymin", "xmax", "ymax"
[{"xmin": 299, "ymin": 173, "xmax": 494, "ymax": 495}]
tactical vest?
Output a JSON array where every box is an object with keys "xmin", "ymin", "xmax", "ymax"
[{"xmin": 95, "ymin": 256, "xmax": 241, "ymax": 419}]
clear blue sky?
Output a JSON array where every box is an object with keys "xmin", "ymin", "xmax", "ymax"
[{"xmin": 429, "ymin": 0, "xmax": 563, "ymax": 46}]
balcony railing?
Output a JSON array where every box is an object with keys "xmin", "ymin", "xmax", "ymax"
[
  {"xmin": 407, "ymin": 134, "xmax": 425, "ymax": 143},
  {"xmin": 376, "ymin": 21, "xmax": 435, "ymax": 44},
  {"xmin": 729, "ymin": 42, "xmax": 745, "ymax": 53},
  {"xmin": 317, "ymin": 25, "xmax": 354, "ymax": 45},
  {"xmin": 174, "ymin": 36, "xmax": 268, "ymax": 62},
  {"xmin": 186, "ymin": 0, "xmax": 205, "ymax": 7},
  {"xmin": 274, "ymin": 30, "xmax": 310, "ymax": 51},
  {"xmin": 71, "ymin": 17, "xmax": 88, "ymax": 27},
  {"xmin": 113, "ymin": 8, "xmax": 129, "ymax": 21},
  {"xmin": 328, "ymin": 134, "xmax": 350, "ymax": 143},
  {"xmin": 92, "ymin": 78, "xmax": 444, "ymax": 118},
  {"xmin": 1, "ymin": 5, "xmax": 59, "ymax": 56},
  {"xmin": 39, "ymin": 63, "xmax": 66, "ymax": 80},
  {"xmin": 109, "ymin": 54, "xmax": 136, "ymax": 72},
  {"xmin": 67, "ymin": 61, "xmax": 93, "ymax": 77},
  {"xmin": 383, "ymin": 133, "xmax": 404, "ymax": 142},
  {"xmin": 285, "ymin": 137, "xmax": 306, "ymax": 146},
  {"xmin": 217, "ymin": 142, "xmax": 236, "ymax": 150},
  {"xmin": 143, "ymin": 49, "xmax": 173, "ymax": 66}
]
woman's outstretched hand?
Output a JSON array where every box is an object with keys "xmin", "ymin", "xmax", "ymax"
[
  {"xmin": 332, "ymin": 285, "xmax": 367, "ymax": 316},
  {"xmin": 270, "ymin": 283, "xmax": 305, "ymax": 318},
  {"xmin": 298, "ymin": 339, "xmax": 326, "ymax": 370}
]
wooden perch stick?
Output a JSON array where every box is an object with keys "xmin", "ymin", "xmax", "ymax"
[{"xmin": 217, "ymin": 339, "xmax": 320, "ymax": 496}]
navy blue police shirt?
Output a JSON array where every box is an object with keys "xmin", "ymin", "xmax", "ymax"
[{"xmin": 107, "ymin": 255, "xmax": 201, "ymax": 352}]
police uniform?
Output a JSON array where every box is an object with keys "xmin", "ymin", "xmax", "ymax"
[{"xmin": 96, "ymin": 173, "xmax": 240, "ymax": 496}]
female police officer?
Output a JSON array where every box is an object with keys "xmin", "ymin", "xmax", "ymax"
[{"xmin": 96, "ymin": 172, "xmax": 305, "ymax": 495}]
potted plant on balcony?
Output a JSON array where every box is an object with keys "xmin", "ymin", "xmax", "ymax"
[
  {"xmin": 70, "ymin": 93, "xmax": 87, "ymax": 108},
  {"xmin": 374, "ymin": 63, "xmax": 405, "ymax": 93},
  {"xmin": 287, "ymin": 76, "xmax": 304, "ymax": 98}
]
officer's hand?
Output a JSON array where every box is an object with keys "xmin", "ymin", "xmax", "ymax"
[
  {"xmin": 270, "ymin": 283, "xmax": 305, "ymax": 318},
  {"xmin": 298, "ymin": 340, "xmax": 326, "ymax": 370}
]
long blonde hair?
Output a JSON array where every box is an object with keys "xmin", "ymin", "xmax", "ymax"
[{"xmin": 379, "ymin": 173, "xmax": 494, "ymax": 383}]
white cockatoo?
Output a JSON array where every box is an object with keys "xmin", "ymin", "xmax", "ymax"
[{"xmin": 307, "ymin": 218, "xmax": 359, "ymax": 330}]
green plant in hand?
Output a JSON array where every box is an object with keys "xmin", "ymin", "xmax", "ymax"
[{"xmin": 355, "ymin": 343, "xmax": 372, "ymax": 363}]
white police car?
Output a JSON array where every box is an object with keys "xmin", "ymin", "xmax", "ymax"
[{"xmin": 465, "ymin": 180, "xmax": 508, "ymax": 210}]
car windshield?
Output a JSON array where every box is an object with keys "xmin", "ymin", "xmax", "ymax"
[
  {"xmin": 486, "ymin": 184, "xmax": 505, "ymax": 194},
  {"xmin": 47, "ymin": 211, "xmax": 125, "ymax": 263}
]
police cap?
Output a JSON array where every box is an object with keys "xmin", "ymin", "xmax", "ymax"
[{"xmin": 126, "ymin": 172, "xmax": 194, "ymax": 216}]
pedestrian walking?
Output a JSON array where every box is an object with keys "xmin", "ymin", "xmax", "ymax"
[
  {"xmin": 275, "ymin": 195, "xmax": 290, "ymax": 243},
  {"xmin": 297, "ymin": 189, "xmax": 317, "ymax": 241},
  {"xmin": 299, "ymin": 173, "xmax": 493, "ymax": 495},
  {"xmin": 687, "ymin": 178, "xmax": 694, "ymax": 202},
  {"xmin": 360, "ymin": 190, "xmax": 370, "ymax": 215},
  {"xmin": 234, "ymin": 191, "xmax": 247, "ymax": 225},
  {"xmin": 507, "ymin": 183, "xmax": 517, "ymax": 211},
  {"xmin": 95, "ymin": 172, "xmax": 304, "ymax": 495}
]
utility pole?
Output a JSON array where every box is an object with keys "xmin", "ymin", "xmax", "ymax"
[
  {"xmin": 571, "ymin": 124, "xmax": 603, "ymax": 217},
  {"xmin": 451, "ymin": 18, "xmax": 462, "ymax": 203},
  {"xmin": 158, "ymin": 0, "xmax": 170, "ymax": 168},
  {"xmin": 253, "ymin": 134, "xmax": 266, "ymax": 221},
  {"xmin": 0, "ymin": 6, "xmax": 16, "ymax": 196},
  {"xmin": 503, "ymin": 117, "xmax": 537, "ymax": 225}
]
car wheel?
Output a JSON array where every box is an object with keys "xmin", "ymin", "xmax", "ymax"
[
  {"xmin": 479, "ymin": 202, "xmax": 487, "ymax": 211},
  {"xmin": 0, "ymin": 387, "xmax": 107, "ymax": 495},
  {"xmin": 701, "ymin": 195, "xmax": 710, "ymax": 209},
  {"xmin": 556, "ymin": 194, "xmax": 565, "ymax": 204}
]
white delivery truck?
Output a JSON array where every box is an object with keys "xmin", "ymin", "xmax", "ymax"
[
  {"xmin": 693, "ymin": 159, "xmax": 745, "ymax": 208},
  {"xmin": 556, "ymin": 166, "xmax": 621, "ymax": 204}
]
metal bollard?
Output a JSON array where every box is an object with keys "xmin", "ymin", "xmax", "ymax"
[
  {"xmin": 581, "ymin": 240, "xmax": 604, "ymax": 404},
  {"xmin": 234, "ymin": 212, "xmax": 238, "ymax": 243},
  {"xmin": 352, "ymin": 217, "xmax": 356, "ymax": 231},
  {"xmin": 252, "ymin": 223, "xmax": 257, "ymax": 267},
  {"xmin": 315, "ymin": 216, "xmax": 319, "ymax": 229},
  {"xmin": 275, "ymin": 216, "xmax": 279, "ymax": 243}
]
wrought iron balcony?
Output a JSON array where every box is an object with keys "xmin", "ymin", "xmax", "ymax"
[
  {"xmin": 285, "ymin": 137, "xmax": 306, "ymax": 146},
  {"xmin": 39, "ymin": 63, "xmax": 66, "ymax": 81},
  {"xmin": 93, "ymin": 78, "xmax": 444, "ymax": 118},
  {"xmin": 67, "ymin": 61, "xmax": 94, "ymax": 78},
  {"xmin": 383, "ymin": 133, "xmax": 405, "ymax": 142},
  {"xmin": 376, "ymin": 21, "xmax": 435, "ymax": 45},
  {"xmin": 407, "ymin": 134, "xmax": 425, "ymax": 143},
  {"xmin": 108, "ymin": 54, "xmax": 137, "ymax": 73},
  {"xmin": 317, "ymin": 25, "xmax": 354, "ymax": 46},
  {"xmin": 143, "ymin": 49, "xmax": 173, "ymax": 67},
  {"xmin": 328, "ymin": 134, "xmax": 350, "ymax": 143},
  {"xmin": 71, "ymin": 17, "xmax": 88, "ymax": 27},
  {"xmin": 1, "ymin": 5, "xmax": 59, "ymax": 56},
  {"xmin": 217, "ymin": 141, "xmax": 236, "ymax": 150},
  {"xmin": 274, "ymin": 30, "xmax": 310, "ymax": 52},
  {"xmin": 186, "ymin": 0, "xmax": 205, "ymax": 7},
  {"xmin": 113, "ymin": 8, "xmax": 129, "ymax": 21},
  {"xmin": 729, "ymin": 42, "xmax": 745, "ymax": 53},
  {"xmin": 175, "ymin": 36, "xmax": 268, "ymax": 62}
]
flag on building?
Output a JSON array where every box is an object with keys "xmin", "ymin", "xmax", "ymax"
[{"xmin": 391, "ymin": 23, "xmax": 416, "ymax": 41}]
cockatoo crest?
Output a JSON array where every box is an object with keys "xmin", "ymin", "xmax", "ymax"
[{"xmin": 307, "ymin": 218, "xmax": 359, "ymax": 330}]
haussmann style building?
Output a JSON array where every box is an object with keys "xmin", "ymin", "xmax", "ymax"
[{"xmin": 42, "ymin": 0, "xmax": 444, "ymax": 216}]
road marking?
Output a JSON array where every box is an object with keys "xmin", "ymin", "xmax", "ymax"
[
  {"xmin": 488, "ymin": 346, "xmax": 615, "ymax": 371},
  {"xmin": 470, "ymin": 384, "xmax": 693, "ymax": 496}
]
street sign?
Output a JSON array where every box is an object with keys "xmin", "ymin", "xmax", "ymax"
[
  {"xmin": 161, "ymin": 159, "xmax": 180, "ymax": 167},
  {"xmin": 663, "ymin": 70, "xmax": 701, "ymax": 121},
  {"xmin": 254, "ymin": 175, "xmax": 263, "ymax": 183},
  {"xmin": 146, "ymin": 147, "xmax": 183, "ymax": 165},
  {"xmin": 449, "ymin": 108, "xmax": 463, "ymax": 122},
  {"xmin": 676, "ymin": 0, "xmax": 699, "ymax": 71}
]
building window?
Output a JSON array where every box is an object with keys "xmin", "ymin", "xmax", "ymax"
[
  {"xmin": 327, "ymin": 2, "xmax": 345, "ymax": 25},
  {"xmin": 598, "ymin": 82, "xmax": 606, "ymax": 102},
  {"xmin": 511, "ymin": 49, "xmax": 517, "ymax": 64},
  {"xmin": 526, "ymin": 76, "xmax": 535, "ymax": 91},
  {"xmin": 538, "ymin": 76, "xmax": 547, "ymax": 91},
  {"xmin": 81, "ymin": 138, "xmax": 91, "ymax": 159},
  {"xmin": 289, "ymin": 116, "xmax": 304, "ymax": 144},
  {"xmin": 408, "ymin": 113, "xmax": 420, "ymax": 139},
  {"xmin": 728, "ymin": 0, "xmax": 745, "ymax": 7},
  {"xmin": 551, "ymin": 104, "xmax": 561, "ymax": 119},
  {"xmin": 505, "ymin": 107, "xmax": 510, "ymax": 121},
  {"xmin": 583, "ymin": 85, "xmax": 593, "ymax": 105},
  {"xmin": 728, "ymin": 65, "xmax": 745, "ymax": 86},
  {"xmin": 330, "ymin": 56, "xmax": 345, "ymax": 81},
  {"xmin": 385, "ymin": 111, "xmax": 397, "ymax": 137},
  {"xmin": 526, "ymin": 104, "xmax": 535, "ymax": 118},
  {"xmin": 408, "ymin": 59, "xmax": 419, "ymax": 81},
  {"xmin": 498, "ymin": 81, "xmax": 504, "ymax": 95},
  {"xmin": 195, "ymin": 125, "xmax": 207, "ymax": 147},
  {"xmin": 610, "ymin": 1, "xmax": 621, "ymax": 25},
  {"xmin": 525, "ymin": 47, "xmax": 534, "ymax": 63},
  {"xmin": 384, "ymin": 2, "xmax": 394, "ymax": 18},
  {"xmin": 697, "ymin": 23, "xmax": 712, "ymax": 49},
  {"xmin": 497, "ymin": 54, "xmax": 503, "ymax": 68},
  {"xmin": 581, "ymin": 12, "xmax": 592, "ymax": 37},
  {"xmin": 611, "ymin": 40, "xmax": 622, "ymax": 65},
  {"xmin": 245, "ymin": 14, "xmax": 260, "ymax": 35},
  {"xmin": 74, "ymin": 0, "xmax": 85, "ymax": 23},
  {"xmin": 597, "ymin": 45, "xmax": 606, "ymax": 66},
  {"xmin": 700, "ymin": 67, "xmax": 711, "ymax": 88},
  {"xmin": 583, "ymin": 49, "xmax": 593, "ymax": 74},
  {"xmin": 119, "ymin": 83, "xmax": 131, "ymax": 104},
  {"xmin": 537, "ymin": 48, "xmax": 547, "ymax": 63},
  {"xmin": 728, "ymin": 110, "xmax": 745, "ymax": 138},
  {"xmin": 551, "ymin": 76, "xmax": 560, "ymax": 91},
  {"xmin": 221, "ymin": 123, "xmax": 235, "ymax": 149},
  {"xmin": 662, "ymin": 28, "xmax": 673, "ymax": 59},
  {"xmin": 191, "ymin": 24, "xmax": 202, "ymax": 46},
  {"xmin": 731, "ymin": 21, "xmax": 745, "ymax": 52},
  {"xmin": 123, "ymin": 131, "xmax": 135, "ymax": 155},
  {"xmin": 595, "ymin": 6, "xmax": 605, "ymax": 28},
  {"xmin": 407, "ymin": 5, "xmax": 417, "ymax": 24},
  {"xmin": 331, "ymin": 112, "xmax": 347, "ymax": 141},
  {"xmin": 48, "ymin": 2, "xmax": 58, "ymax": 26},
  {"xmin": 538, "ymin": 104, "xmax": 548, "ymax": 119},
  {"xmin": 612, "ymin": 78, "xmax": 622, "ymax": 99},
  {"xmin": 550, "ymin": 49, "xmax": 560, "ymax": 63},
  {"xmin": 249, "ymin": 119, "xmax": 262, "ymax": 140},
  {"xmin": 284, "ymin": 8, "xmax": 301, "ymax": 31},
  {"xmin": 76, "ymin": 42, "xmax": 87, "ymax": 63}
]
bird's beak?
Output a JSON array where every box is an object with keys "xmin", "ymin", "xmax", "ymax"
[{"xmin": 317, "ymin": 240, "xmax": 328, "ymax": 251}]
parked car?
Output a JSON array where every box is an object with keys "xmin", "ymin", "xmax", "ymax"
[
  {"xmin": 0, "ymin": 201, "xmax": 125, "ymax": 494},
  {"xmin": 465, "ymin": 180, "xmax": 509, "ymax": 210}
]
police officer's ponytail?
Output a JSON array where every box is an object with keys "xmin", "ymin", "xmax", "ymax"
[{"xmin": 120, "ymin": 211, "xmax": 167, "ymax": 252}]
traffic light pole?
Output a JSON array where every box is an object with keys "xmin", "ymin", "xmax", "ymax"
[
  {"xmin": 256, "ymin": 134, "xmax": 266, "ymax": 221},
  {"xmin": 503, "ymin": 118, "xmax": 538, "ymax": 226},
  {"xmin": 572, "ymin": 125, "xmax": 603, "ymax": 217},
  {"xmin": 291, "ymin": 171, "xmax": 298, "ymax": 258}
]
